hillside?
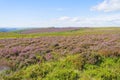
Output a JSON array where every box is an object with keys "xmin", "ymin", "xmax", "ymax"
[
  {"xmin": 19, "ymin": 27, "xmax": 81, "ymax": 34},
  {"xmin": 0, "ymin": 28, "xmax": 18, "ymax": 32},
  {"xmin": 0, "ymin": 28, "xmax": 120, "ymax": 80}
]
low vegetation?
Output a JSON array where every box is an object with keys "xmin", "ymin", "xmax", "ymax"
[
  {"xmin": 0, "ymin": 28, "xmax": 120, "ymax": 80},
  {"xmin": 0, "ymin": 53, "xmax": 120, "ymax": 80},
  {"xmin": 0, "ymin": 27, "xmax": 120, "ymax": 39}
]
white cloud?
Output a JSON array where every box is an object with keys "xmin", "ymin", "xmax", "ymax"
[
  {"xmin": 54, "ymin": 14, "xmax": 120, "ymax": 27},
  {"xmin": 91, "ymin": 0, "xmax": 120, "ymax": 12},
  {"xmin": 1, "ymin": 14, "xmax": 120, "ymax": 28}
]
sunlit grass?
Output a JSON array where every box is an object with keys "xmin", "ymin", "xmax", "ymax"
[{"xmin": 0, "ymin": 27, "xmax": 120, "ymax": 39}]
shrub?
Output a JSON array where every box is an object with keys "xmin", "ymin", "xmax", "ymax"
[
  {"xmin": 81, "ymin": 52, "xmax": 101, "ymax": 65},
  {"xmin": 45, "ymin": 69, "xmax": 80, "ymax": 80}
]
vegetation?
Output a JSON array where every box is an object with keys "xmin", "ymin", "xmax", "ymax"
[
  {"xmin": 0, "ymin": 27, "xmax": 120, "ymax": 39},
  {"xmin": 0, "ymin": 28, "xmax": 120, "ymax": 80},
  {"xmin": 0, "ymin": 53, "xmax": 120, "ymax": 80}
]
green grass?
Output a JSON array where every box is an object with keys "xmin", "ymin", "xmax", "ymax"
[
  {"xmin": 1, "ymin": 54, "xmax": 120, "ymax": 80},
  {"xmin": 1, "ymin": 27, "xmax": 120, "ymax": 39}
]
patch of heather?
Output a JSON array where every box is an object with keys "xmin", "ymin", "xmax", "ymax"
[
  {"xmin": 0, "ymin": 34, "xmax": 120, "ymax": 69},
  {"xmin": 20, "ymin": 27, "xmax": 80, "ymax": 34}
]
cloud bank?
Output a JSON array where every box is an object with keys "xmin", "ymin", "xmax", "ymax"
[
  {"xmin": 91, "ymin": 0, "xmax": 120, "ymax": 12},
  {"xmin": 55, "ymin": 14, "xmax": 120, "ymax": 27}
]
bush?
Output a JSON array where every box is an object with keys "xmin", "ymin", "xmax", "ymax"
[
  {"xmin": 1, "ymin": 54, "xmax": 120, "ymax": 80},
  {"xmin": 81, "ymin": 52, "xmax": 101, "ymax": 65},
  {"xmin": 45, "ymin": 69, "xmax": 79, "ymax": 80}
]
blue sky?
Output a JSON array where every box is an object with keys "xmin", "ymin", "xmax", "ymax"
[{"xmin": 0, "ymin": 0, "xmax": 120, "ymax": 28}]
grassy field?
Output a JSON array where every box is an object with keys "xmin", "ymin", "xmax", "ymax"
[
  {"xmin": 0, "ymin": 27, "xmax": 120, "ymax": 39},
  {"xmin": 0, "ymin": 27, "xmax": 120, "ymax": 80}
]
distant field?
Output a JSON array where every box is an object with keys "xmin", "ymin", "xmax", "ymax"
[
  {"xmin": 0, "ymin": 27, "xmax": 120, "ymax": 39},
  {"xmin": 0, "ymin": 27, "xmax": 120, "ymax": 80},
  {"xmin": 19, "ymin": 27, "xmax": 81, "ymax": 34}
]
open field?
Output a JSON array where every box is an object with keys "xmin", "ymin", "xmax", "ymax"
[
  {"xmin": 0, "ymin": 27, "xmax": 120, "ymax": 39},
  {"xmin": 0, "ymin": 28, "xmax": 120, "ymax": 80}
]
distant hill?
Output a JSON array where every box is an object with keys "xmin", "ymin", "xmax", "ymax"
[
  {"xmin": 0, "ymin": 28, "xmax": 18, "ymax": 32},
  {"xmin": 20, "ymin": 27, "xmax": 81, "ymax": 34}
]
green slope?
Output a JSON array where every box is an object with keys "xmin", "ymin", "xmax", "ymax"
[{"xmin": 0, "ymin": 27, "xmax": 120, "ymax": 39}]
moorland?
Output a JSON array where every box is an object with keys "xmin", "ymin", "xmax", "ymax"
[{"xmin": 0, "ymin": 27, "xmax": 120, "ymax": 80}]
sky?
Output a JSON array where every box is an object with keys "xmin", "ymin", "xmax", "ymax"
[{"xmin": 0, "ymin": 0, "xmax": 120, "ymax": 28}]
